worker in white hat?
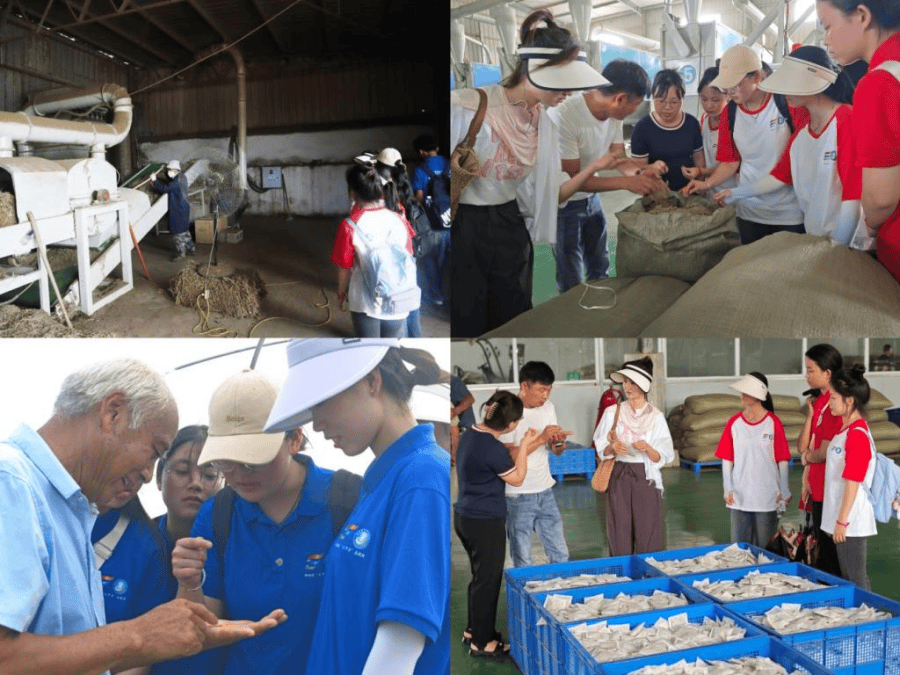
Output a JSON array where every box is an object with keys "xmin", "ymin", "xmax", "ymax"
[
  {"xmin": 170, "ymin": 368, "xmax": 360, "ymax": 675},
  {"xmin": 594, "ymin": 356, "xmax": 674, "ymax": 556},
  {"xmin": 152, "ymin": 159, "xmax": 195, "ymax": 261},
  {"xmin": 683, "ymin": 44, "xmax": 806, "ymax": 244},
  {"xmin": 450, "ymin": 8, "xmax": 608, "ymax": 337},
  {"xmin": 265, "ymin": 338, "xmax": 450, "ymax": 675},
  {"xmin": 713, "ymin": 46, "xmax": 863, "ymax": 246},
  {"xmin": 714, "ymin": 372, "xmax": 792, "ymax": 548}
]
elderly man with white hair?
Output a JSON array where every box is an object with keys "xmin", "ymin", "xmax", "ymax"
[{"xmin": 0, "ymin": 358, "xmax": 284, "ymax": 675}]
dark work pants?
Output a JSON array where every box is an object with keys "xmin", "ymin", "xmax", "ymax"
[
  {"xmin": 736, "ymin": 216, "xmax": 805, "ymax": 245},
  {"xmin": 836, "ymin": 535, "xmax": 871, "ymax": 590},
  {"xmin": 811, "ymin": 500, "xmax": 842, "ymax": 576},
  {"xmin": 451, "ymin": 201, "xmax": 534, "ymax": 337},
  {"xmin": 454, "ymin": 512, "xmax": 507, "ymax": 649},
  {"xmin": 605, "ymin": 462, "xmax": 663, "ymax": 556}
]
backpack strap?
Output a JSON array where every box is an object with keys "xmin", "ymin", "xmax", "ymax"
[
  {"xmin": 93, "ymin": 512, "xmax": 129, "ymax": 569},
  {"xmin": 727, "ymin": 99, "xmax": 738, "ymax": 149},
  {"xmin": 212, "ymin": 486, "xmax": 236, "ymax": 556},
  {"xmin": 773, "ymin": 94, "xmax": 795, "ymax": 134},
  {"xmin": 328, "ymin": 469, "xmax": 363, "ymax": 537}
]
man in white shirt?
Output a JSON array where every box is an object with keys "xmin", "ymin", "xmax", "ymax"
[
  {"xmin": 548, "ymin": 59, "xmax": 665, "ymax": 292},
  {"xmin": 501, "ymin": 362, "xmax": 573, "ymax": 567}
]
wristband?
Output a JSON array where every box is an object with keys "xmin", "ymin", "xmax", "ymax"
[
  {"xmin": 181, "ymin": 568, "xmax": 206, "ymax": 592},
  {"xmin": 836, "ymin": 520, "xmax": 850, "ymax": 528}
]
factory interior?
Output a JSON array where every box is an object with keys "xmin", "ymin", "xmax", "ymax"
[{"xmin": 0, "ymin": 0, "xmax": 445, "ymax": 337}]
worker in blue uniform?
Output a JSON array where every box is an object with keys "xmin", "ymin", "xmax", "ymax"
[
  {"xmin": 152, "ymin": 160, "xmax": 194, "ymax": 261},
  {"xmin": 264, "ymin": 338, "xmax": 451, "ymax": 675},
  {"xmin": 171, "ymin": 369, "xmax": 360, "ymax": 675}
]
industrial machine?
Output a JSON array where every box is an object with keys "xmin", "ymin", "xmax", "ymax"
[{"xmin": 0, "ymin": 84, "xmax": 167, "ymax": 316}]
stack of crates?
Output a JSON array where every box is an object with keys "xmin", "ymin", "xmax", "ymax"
[
  {"xmin": 505, "ymin": 543, "xmax": 900, "ymax": 675},
  {"xmin": 548, "ymin": 442, "xmax": 596, "ymax": 482}
]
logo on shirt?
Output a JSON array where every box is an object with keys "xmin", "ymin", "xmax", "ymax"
[
  {"xmin": 771, "ymin": 116, "xmax": 787, "ymax": 128},
  {"xmin": 832, "ymin": 444, "xmax": 844, "ymax": 456},
  {"xmin": 304, "ymin": 553, "xmax": 326, "ymax": 573},
  {"xmin": 763, "ymin": 433, "xmax": 774, "ymax": 441},
  {"xmin": 113, "ymin": 579, "xmax": 128, "ymax": 595},
  {"xmin": 335, "ymin": 523, "xmax": 372, "ymax": 559},
  {"xmin": 353, "ymin": 529, "xmax": 372, "ymax": 550},
  {"xmin": 823, "ymin": 150, "xmax": 837, "ymax": 162},
  {"xmin": 101, "ymin": 575, "xmax": 128, "ymax": 598}
]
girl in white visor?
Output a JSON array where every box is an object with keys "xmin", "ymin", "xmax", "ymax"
[
  {"xmin": 450, "ymin": 9, "xmax": 606, "ymax": 337},
  {"xmin": 714, "ymin": 47, "xmax": 862, "ymax": 246},
  {"xmin": 715, "ymin": 373, "xmax": 792, "ymax": 548}
]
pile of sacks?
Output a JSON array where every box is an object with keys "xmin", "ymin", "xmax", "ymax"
[{"xmin": 667, "ymin": 391, "xmax": 900, "ymax": 465}]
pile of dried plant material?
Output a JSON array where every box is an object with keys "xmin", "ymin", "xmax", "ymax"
[
  {"xmin": 0, "ymin": 192, "xmax": 17, "ymax": 227},
  {"xmin": 644, "ymin": 189, "xmax": 718, "ymax": 216},
  {"xmin": 170, "ymin": 263, "xmax": 266, "ymax": 318},
  {"xmin": 0, "ymin": 305, "xmax": 115, "ymax": 337}
]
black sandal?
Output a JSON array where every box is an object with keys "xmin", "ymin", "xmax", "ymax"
[
  {"xmin": 462, "ymin": 630, "xmax": 504, "ymax": 647},
  {"xmin": 469, "ymin": 642, "xmax": 511, "ymax": 660}
]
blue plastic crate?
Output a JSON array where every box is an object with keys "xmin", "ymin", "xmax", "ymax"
[
  {"xmin": 598, "ymin": 636, "xmax": 832, "ymax": 675},
  {"xmin": 727, "ymin": 585, "xmax": 900, "ymax": 674},
  {"xmin": 530, "ymin": 577, "xmax": 712, "ymax": 675},
  {"xmin": 887, "ymin": 407, "xmax": 900, "ymax": 427},
  {"xmin": 636, "ymin": 542, "xmax": 787, "ymax": 575},
  {"xmin": 506, "ymin": 556, "xmax": 664, "ymax": 675},
  {"xmin": 676, "ymin": 562, "xmax": 853, "ymax": 603},
  {"xmin": 549, "ymin": 443, "xmax": 596, "ymax": 481},
  {"xmin": 560, "ymin": 603, "xmax": 765, "ymax": 675}
]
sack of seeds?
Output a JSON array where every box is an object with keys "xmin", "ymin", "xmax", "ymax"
[{"xmin": 615, "ymin": 194, "xmax": 739, "ymax": 282}]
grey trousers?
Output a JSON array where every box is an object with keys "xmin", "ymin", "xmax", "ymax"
[
  {"xmin": 835, "ymin": 535, "xmax": 870, "ymax": 590},
  {"xmin": 730, "ymin": 509, "xmax": 778, "ymax": 549},
  {"xmin": 605, "ymin": 462, "xmax": 663, "ymax": 556}
]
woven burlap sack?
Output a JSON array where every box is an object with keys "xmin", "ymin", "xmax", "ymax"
[
  {"xmin": 869, "ymin": 389, "xmax": 893, "ymax": 410},
  {"xmin": 772, "ymin": 395, "xmax": 802, "ymax": 412},
  {"xmin": 778, "ymin": 411, "xmax": 807, "ymax": 427},
  {"xmin": 867, "ymin": 409, "xmax": 889, "ymax": 423},
  {"xmin": 667, "ymin": 404, "xmax": 684, "ymax": 422},
  {"xmin": 679, "ymin": 445, "xmax": 720, "ymax": 463},
  {"xmin": 877, "ymin": 438, "xmax": 900, "ymax": 455},
  {"xmin": 871, "ymin": 421, "xmax": 900, "ymax": 441},
  {"xmin": 642, "ymin": 232, "xmax": 900, "ymax": 336},
  {"xmin": 681, "ymin": 409, "xmax": 739, "ymax": 431},
  {"xmin": 684, "ymin": 427, "xmax": 728, "ymax": 447},
  {"xmin": 683, "ymin": 394, "xmax": 742, "ymax": 415},
  {"xmin": 615, "ymin": 195, "xmax": 740, "ymax": 282}
]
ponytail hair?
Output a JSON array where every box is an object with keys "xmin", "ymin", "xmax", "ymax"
[
  {"xmin": 372, "ymin": 346, "xmax": 443, "ymax": 405},
  {"xmin": 748, "ymin": 372, "xmax": 775, "ymax": 413},
  {"xmin": 504, "ymin": 9, "xmax": 581, "ymax": 89},
  {"xmin": 831, "ymin": 364, "xmax": 870, "ymax": 415},
  {"xmin": 346, "ymin": 161, "xmax": 384, "ymax": 203},
  {"xmin": 481, "ymin": 390, "xmax": 524, "ymax": 431}
]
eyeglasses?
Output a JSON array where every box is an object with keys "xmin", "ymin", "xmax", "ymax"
[
  {"xmin": 207, "ymin": 460, "xmax": 267, "ymax": 473},
  {"xmin": 165, "ymin": 466, "xmax": 222, "ymax": 487}
]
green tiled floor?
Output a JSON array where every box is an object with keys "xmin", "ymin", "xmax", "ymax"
[{"xmin": 451, "ymin": 465, "xmax": 900, "ymax": 674}]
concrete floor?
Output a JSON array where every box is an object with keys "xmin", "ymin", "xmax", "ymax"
[
  {"xmin": 451, "ymin": 465, "xmax": 900, "ymax": 675},
  {"xmin": 60, "ymin": 214, "xmax": 449, "ymax": 337}
]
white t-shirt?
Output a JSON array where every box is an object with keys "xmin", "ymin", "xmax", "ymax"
[
  {"xmin": 719, "ymin": 97, "xmax": 804, "ymax": 224},
  {"xmin": 347, "ymin": 208, "xmax": 412, "ymax": 320},
  {"xmin": 715, "ymin": 412, "xmax": 791, "ymax": 513},
  {"xmin": 822, "ymin": 421, "xmax": 877, "ymax": 538},
  {"xmin": 592, "ymin": 403, "xmax": 674, "ymax": 494},
  {"xmin": 700, "ymin": 113, "xmax": 737, "ymax": 193},
  {"xmin": 548, "ymin": 93, "xmax": 624, "ymax": 202},
  {"xmin": 500, "ymin": 400, "xmax": 558, "ymax": 495}
]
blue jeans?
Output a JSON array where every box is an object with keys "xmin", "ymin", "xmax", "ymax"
[
  {"xmin": 404, "ymin": 308, "xmax": 422, "ymax": 337},
  {"xmin": 420, "ymin": 230, "xmax": 450, "ymax": 306},
  {"xmin": 553, "ymin": 194, "xmax": 609, "ymax": 293},
  {"xmin": 506, "ymin": 488, "xmax": 569, "ymax": 568},
  {"xmin": 350, "ymin": 312, "xmax": 405, "ymax": 337}
]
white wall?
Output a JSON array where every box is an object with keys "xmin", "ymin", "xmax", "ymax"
[
  {"xmin": 467, "ymin": 374, "xmax": 900, "ymax": 447},
  {"xmin": 139, "ymin": 124, "xmax": 433, "ymax": 217}
]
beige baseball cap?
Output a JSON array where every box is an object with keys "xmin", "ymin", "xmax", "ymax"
[
  {"xmin": 730, "ymin": 373, "xmax": 768, "ymax": 401},
  {"xmin": 377, "ymin": 148, "xmax": 403, "ymax": 168},
  {"xmin": 711, "ymin": 45, "xmax": 763, "ymax": 90},
  {"xmin": 197, "ymin": 369, "xmax": 285, "ymax": 466},
  {"xmin": 759, "ymin": 55, "xmax": 837, "ymax": 95}
]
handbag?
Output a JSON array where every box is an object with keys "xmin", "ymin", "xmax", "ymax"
[
  {"xmin": 795, "ymin": 510, "xmax": 819, "ymax": 568},
  {"xmin": 765, "ymin": 523, "xmax": 801, "ymax": 562},
  {"xmin": 591, "ymin": 403, "xmax": 621, "ymax": 493},
  {"xmin": 449, "ymin": 88, "xmax": 487, "ymax": 221}
]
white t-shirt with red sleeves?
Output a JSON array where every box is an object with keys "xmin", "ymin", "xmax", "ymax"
[
  {"xmin": 715, "ymin": 411, "xmax": 791, "ymax": 512},
  {"xmin": 821, "ymin": 420, "xmax": 877, "ymax": 538},
  {"xmin": 717, "ymin": 96, "xmax": 805, "ymax": 225},
  {"xmin": 500, "ymin": 400, "xmax": 558, "ymax": 495},
  {"xmin": 548, "ymin": 93, "xmax": 624, "ymax": 203},
  {"xmin": 700, "ymin": 113, "xmax": 737, "ymax": 192},
  {"xmin": 770, "ymin": 105, "xmax": 862, "ymax": 238}
]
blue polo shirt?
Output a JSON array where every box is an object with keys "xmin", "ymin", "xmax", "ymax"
[
  {"xmin": 0, "ymin": 425, "xmax": 106, "ymax": 657},
  {"xmin": 192, "ymin": 454, "xmax": 337, "ymax": 675},
  {"xmin": 304, "ymin": 424, "xmax": 451, "ymax": 675},
  {"xmin": 150, "ymin": 514, "xmax": 229, "ymax": 675},
  {"xmin": 91, "ymin": 509, "xmax": 170, "ymax": 624}
]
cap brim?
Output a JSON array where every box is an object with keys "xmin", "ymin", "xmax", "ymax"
[
  {"xmin": 709, "ymin": 69, "xmax": 745, "ymax": 91},
  {"xmin": 527, "ymin": 59, "xmax": 609, "ymax": 91},
  {"xmin": 264, "ymin": 340, "xmax": 395, "ymax": 432},
  {"xmin": 759, "ymin": 57, "xmax": 836, "ymax": 95},
  {"xmin": 610, "ymin": 370, "xmax": 651, "ymax": 393},
  {"xmin": 197, "ymin": 431, "xmax": 283, "ymax": 466},
  {"xmin": 412, "ymin": 384, "xmax": 451, "ymax": 424},
  {"xmin": 729, "ymin": 379, "xmax": 768, "ymax": 401}
]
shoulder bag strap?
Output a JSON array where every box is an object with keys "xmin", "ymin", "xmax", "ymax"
[
  {"xmin": 462, "ymin": 89, "xmax": 488, "ymax": 149},
  {"xmin": 93, "ymin": 512, "xmax": 129, "ymax": 569}
]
